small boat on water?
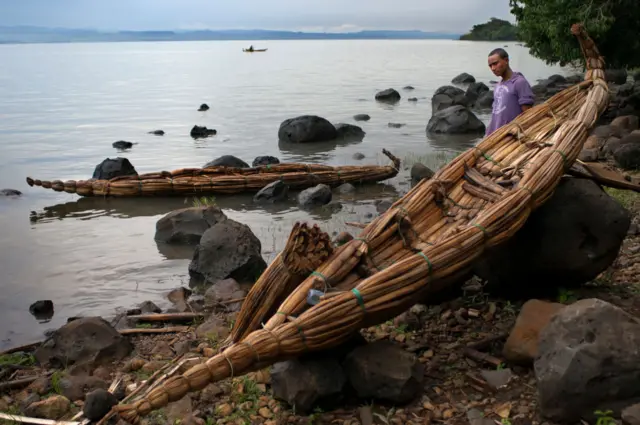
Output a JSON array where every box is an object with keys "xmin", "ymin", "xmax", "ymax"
[{"xmin": 243, "ymin": 48, "xmax": 268, "ymax": 52}]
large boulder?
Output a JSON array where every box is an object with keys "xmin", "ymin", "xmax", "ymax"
[
  {"xmin": 334, "ymin": 123, "xmax": 365, "ymax": 141},
  {"xmin": 343, "ymin": 341, "xmax": 424, "ymax": 404},
  {"xmin": 278, "ymin": 115, "xmax": 337, "ymax": 143},
  {"xmin": 298, "ymin": 184, "xmax": 332, "ymax": 208},
  {"xmin": 452, "ymin": 72, "xmax": 475, "ymax": 84},
  {"xmin": 154, "ymin": 206, "xmax": 227, "ymax": 245},
  {"xmin": 426, "ymin": 105, "xmax": 485, "ymax": 135},
  {"xmin": 92, "ymin": 158, "xmax": 137, "ymax": 180},
  {"xmin": 475, "ymin": 91, "xmax": 495, "ymax": 110},
  {"xmin": 271, "ymin": 356, "xmax": 346, "ymax": 413},
  {"xmin": 253, "ymin": 180, "xmax": 289, "ymax": 203},
  {"xmin": 614, "ymin": 143, "xmax": 640, "ymax": 170},
  {"xmin": 431, "ymin": 86, "xmax": 468, "ymax": 112},
  {"xmin": 465, "ymin": 82, "xmax": 490, "ymax": 105},
  {"xmin": 34, "ymin": 317, "xmax": 133, "ymax": 368},
  {"xmin": 410, "ymin": 163, "xmax": 434, "ymax": 187},
  {"xmin": 606, "ymin": 69, "xmax": 628, "ymax": 85},
  {"xmin": 535, "ymin": 299, "xmax": 640, "ymax": 423},
  {"xmin": 203, "ymin": 155, "xmax": 249, "ymax": 169},
  {"xmin": 188, "ymin": 219, "xmax": 267, "ymax": 284},
  {"xmin": 375, "ymin": 88, "xmax": 401, "ymax": 103},
  {"xmin": 473, "ymin": 178, "xmax": 631, "ymax": 295},
  {"xmin": 252, "ymin": 156, "xmax": 280, "ymax": 167}
]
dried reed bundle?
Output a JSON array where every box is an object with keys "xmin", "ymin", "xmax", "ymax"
[
  {"xmin": 115, "ymin": 24, "xmax": 609, "ymax": 424},
  {"xmin": 25, "ymin": 150, "xmax": 401, "ymax": 197},
  {"xmin": 223, "ymin": 222, "xmax": 334, "ymax": 346}
]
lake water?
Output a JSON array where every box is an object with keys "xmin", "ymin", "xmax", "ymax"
[{"xmin": 0, "ymin": 39, "xmax": 568, "ymax": 350}]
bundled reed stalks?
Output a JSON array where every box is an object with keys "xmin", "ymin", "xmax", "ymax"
[
  {"xmin": 25, "ymin": 150, "xmax": 401, "ymax": 197},
  {"xmin": 114, "ymin": 24, "xmax": 609, "ymax": 424},
  {"xmin": 223, "ymin": 222, "xmax": 334, "ymax": 346}
]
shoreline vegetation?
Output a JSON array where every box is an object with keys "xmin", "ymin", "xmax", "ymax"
[{"xmin": 459, "ymin": 17, "xmax": 519, "ymax": 42}]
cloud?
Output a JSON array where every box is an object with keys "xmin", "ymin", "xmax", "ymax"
[{"xmin": 0, "ymin": 0, "xmax": 513, "ymax": 33}]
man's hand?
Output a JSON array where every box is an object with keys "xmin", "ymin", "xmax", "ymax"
[{"xmin": 521, "ymin": 104, "xmax": 532, "ymax": 113}]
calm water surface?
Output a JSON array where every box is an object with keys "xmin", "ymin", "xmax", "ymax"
[{"xmin": 0, "ymin": 39, "xmax": 568, "ymax": 349}]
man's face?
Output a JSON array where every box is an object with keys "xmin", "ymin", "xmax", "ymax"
[{"xmin": 488, "ymin": 54, "xmax": 508, "ymax": 77}]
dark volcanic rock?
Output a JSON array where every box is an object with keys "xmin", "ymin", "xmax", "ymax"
[
  {"xmin": 278, "ymin": 115, "xmax": 337, "ymax": 143},
  {"xmin": 198, "ymin": 103, "xmax": 209, "ymax": 111},
  {"xmin": 148, "ymin": 130, "xmax": 165, "ymax": 136},
  {"xmin": 475, "ymin": 90, "xmax": 494, "ymax": 109},
  {"xmin": 92, "ymin": 158, "xmax": 138, "ymax": 180},
  {"xmin": 335, "ymin": 123, "xmax": 365, "ymax": 141},
  {"xmin": 403, "ymin": 85, "xmax": 415, "ymax": 90},
  {"xmin": 188, "ymin": 219, "xmax": 267, "ymax": 284},
  {"xmin": 271, "ymin": 356, "xmax": 346, "ymax": 413},
  {"xmin": 112, "ymin": 140, "xmax": 133, "ymax": 150},
  {"xmin": 254, "ymin": 180, "xmax": 289, "ymax": 203},
  {"xmin": 426, "ymin": 105, "xmax": 485, "ymax": 134},
  {"xmin": 155, "ymin": 206, "xmax": 227, "ymax": 245},
  {"xmin": 190, "ymin": 125, "xmax": 217, "ymax": 138},
  {"xmin": 344, "ymin": 340, "xmax": 424, "ymax": 403},
  {"xmin": 83, "ymin": 389, "xmax": 118, "ymax": 421},
  {"xmin": 29, "ymin": 300, "xmax": 54, "ymax": 320},
  {"xmin": 298, "ymin": 184, "xmax": 332, "ymax": 208},
  {"xmin": 353, "ymin": 114, "xmax": 371, "ymax": 122},
  {"xmin": 606, "ymin": 69, "xmax": 628, "ymax": 85},
  {"xmin": 535, "ymin": 298, "xmax": 640, "ymax": 423},
  {"xmin": 452, "ymin": 72, "xmax": 476, "ymax": 84},
  {"xmin": 614, "ymin": 143, "xmax": 640, "ymax": 170},
  {"xmin": 203, "ymin": 155, "xmax": 249, "ymax": 169},
  {"xmin": 465, "ymin": 82, "xmax": 490, "ymax": 105},
  {"xmin": 410, "ymin": 163, "xmax": 435, "ymax": 187},
  {"xmin": 59, "ymin": 375, "xmax": 108, "ymax": 402},
  {"xmin": 252, "ymin": 156, "xmax": 280, "ymax": 167},
  {"xmin": 34, "ymin": 317, "xmax": 133, "ymax": 368},
  {"xmin": 1, "ymin": 188, "xmax": 22, "ymax": 196},
  {"xmin": 375, "ymin": 88, "xmax": 401, "ymax": 103},
  {"xmin": 473, "ymin": 178, "xmax": 631, "ymax": 295},
  {"xmin": 138, "ymin": 300, "xmax": 161, "ymax": 314},
  {"xmin": 431, "ymin": 85, "xmax": 468, "ymax": 112},
  {"xmin": 204, "ymin": 278, "xmax": 247, "ymax": 312}
]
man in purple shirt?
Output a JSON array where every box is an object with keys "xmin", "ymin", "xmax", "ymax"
[{"xmin": 485, "ymin": 48, "xmax": 535, "ymax": 136}]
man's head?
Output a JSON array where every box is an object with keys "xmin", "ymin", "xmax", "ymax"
[{"xmin": 488, "ymin": 48, "xmax": 510, "ymax": 78}]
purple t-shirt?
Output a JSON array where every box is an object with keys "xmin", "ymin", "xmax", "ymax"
[{"xmin": 485, "ymin": 71, "xmax": 535, "ymax": 136}]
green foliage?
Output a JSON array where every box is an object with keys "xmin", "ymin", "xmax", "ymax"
[
  {"xmin": 0, "ymin": 352, "xmax": 35, "ymax": 366},
  {"xmin": 594, "ymin": 409, "xmax": 615, "ymax": 425},
  {"xmin": 190, "ymin": 196, "xmax": 217, "ymax": 207},
  {"xmin": 460, "ymin": 18, "xmax": 519, "ymax": 41},
  {"xmin": 509, "ymin": 0, "xmax": 640, "ymax": 68}
]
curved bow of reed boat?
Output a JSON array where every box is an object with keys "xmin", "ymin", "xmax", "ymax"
[{"xmin": 114, "ymin": 23, "xmax": 608, "ymax": 425}]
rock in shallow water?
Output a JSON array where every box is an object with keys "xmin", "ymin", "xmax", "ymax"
[
  {"xmin": 203, "ymin": 155, "xmax": 249, "ymax": 168},
  {"xmin": 1, "ymin": 188, "xmax": 22, "ymax": 196},
  {"xmin": 426, "ymin": 105, "xmax": 485, "ymax": 135},
  {"xmin": 92, "ymin": 158, "xmax": 138, "ymax": 180},
  {"xmin": 254, "ymin": 180, "xmax": 289, "ymax": 203},
  {"xmin": 298, "ymin": 184, "xmax": 332, "ymax": 208},
  {"xmin": 188, "ymin": 219, "xmax": 266, "ymax": 284},
  {"xmin": 155, "ymin": 206, "xmax": 227, "ymax": 245},
  {"xmin": 278, "ymin": 115, "xmax": 337, "ymax": 143}
]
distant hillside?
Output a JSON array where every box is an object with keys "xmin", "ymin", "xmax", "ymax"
[
  {"xmin": 460, "ymin": 18, "xmax": 519, "ymax": 41},
  {"xmin": 0, "ymin": 26, "xmax": 462, "ymax": 44}
]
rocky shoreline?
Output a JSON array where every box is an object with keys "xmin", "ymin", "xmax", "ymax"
[{"xmin": 3, "ymin": 69, "xmax": 640, "ymax": 425}]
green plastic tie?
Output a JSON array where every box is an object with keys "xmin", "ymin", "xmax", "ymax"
[
  {"xmin": 418, "ymin": 252, "xmax": 432, "ymax": 274},
  {"xmin": 351, "ymin": 288, "xmax": 366, "ymax": 312},
  {"xmin": 472, "ymin": 223, "xmax": 489, "ymax": 239},
  {"xmin": 552, "ymin": 149, "xmax": 568, "ymax": 164}
]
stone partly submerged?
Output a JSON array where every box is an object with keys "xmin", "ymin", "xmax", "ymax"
[{"xmin": 113, "ymin": 24, "xmax": 612, "ymax": 424}]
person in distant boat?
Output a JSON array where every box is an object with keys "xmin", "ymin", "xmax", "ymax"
[
  {"xmin": 485, "ymin": 48, "xmax": 535, "ymax": 136},
  {"xmin": 248, "ymin": 45, "xmax": 254, "ymax": 52}
]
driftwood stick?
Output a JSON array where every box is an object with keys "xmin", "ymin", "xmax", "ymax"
[
  {"xmin": 0, "ymin": 413, "xmax": 81, "ymax": 425},
  {"xmin": 126, "ymin": 313, "xmax": 204, "ymax": 323},
  {"xmin": 0, "ymin": 376, "xmax": 42, "ymax": 391},
  {"xmin": 463, "ymin": 347, "xmax": 504, "ymax": 368},
  {"xmin": 118, "ymin": 327, "xmax": 190, "ymax": 335}
]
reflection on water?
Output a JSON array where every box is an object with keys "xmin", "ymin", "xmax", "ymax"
[{"xmin": 0, "ymin": 38, "xmax": 568, "ymax": 349}]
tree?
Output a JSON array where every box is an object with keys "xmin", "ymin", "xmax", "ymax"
[
  {"xmin": 509, "ymin": 0, "xmax": 640, "ymax": 69},
  {"xmin": 460, "ymin": 18, "xmax": 519, "ymax": 41}
]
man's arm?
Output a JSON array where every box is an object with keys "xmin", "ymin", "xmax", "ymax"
[{"xmin": 516, "ymin": 78, "xmax": 535, "ymax": 113}]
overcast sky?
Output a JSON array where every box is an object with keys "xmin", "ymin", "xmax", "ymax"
[{"xmin": 0, "ymin": 0, "xmax": 514, "ymax": 33}]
